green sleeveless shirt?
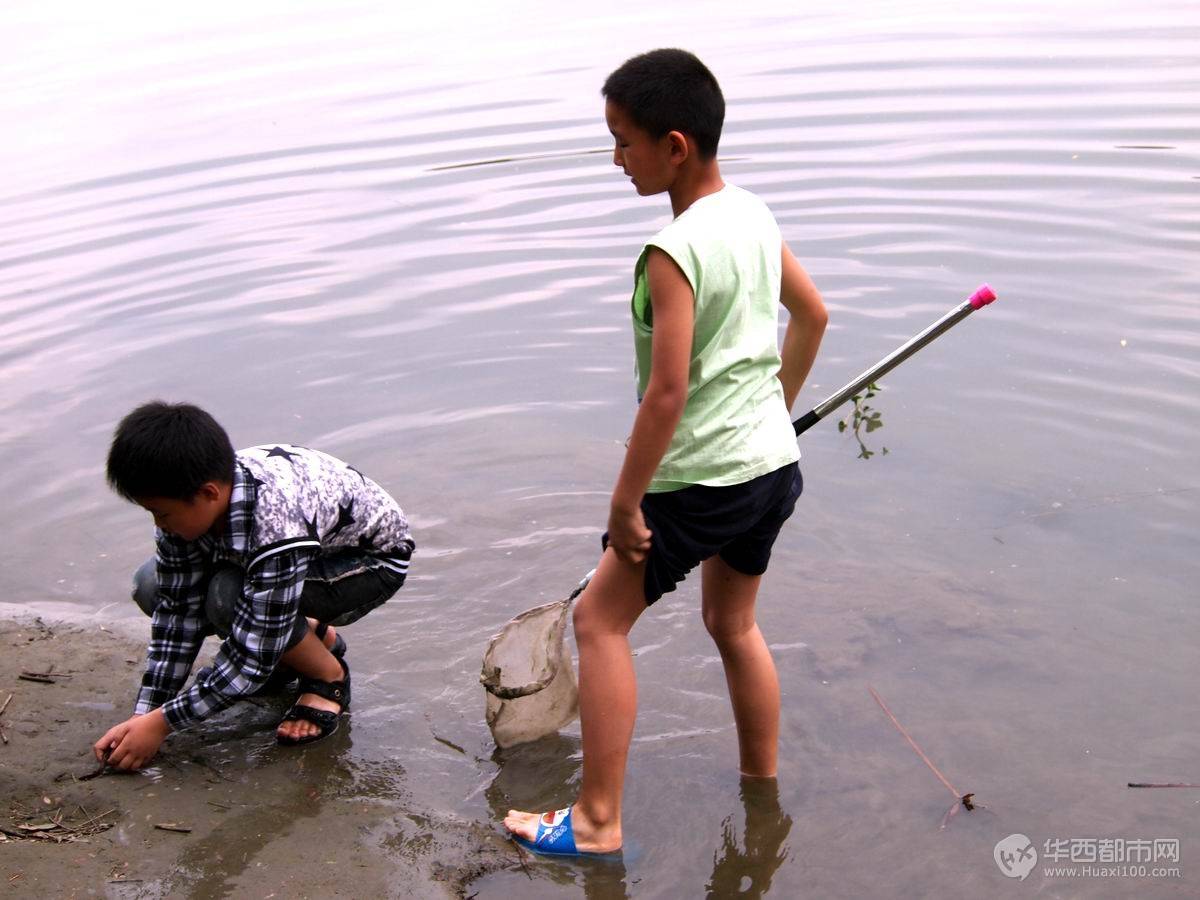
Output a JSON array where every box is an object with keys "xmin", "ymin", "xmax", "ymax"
[{"xmin": 631, "ymin": 184, "xmax": 799, "ymax": 493}]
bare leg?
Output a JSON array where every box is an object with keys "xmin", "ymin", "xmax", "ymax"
[
  {"xmin": 701, "ymin": 555, "xmax": 779, "ymax": 778},
  {"xmin": 276, "ymin": 619, "xmax": 343, "ymax": 742},
  {"xmin": 504, "ymin": 548, "xmax": 647, "ymax": 852}
]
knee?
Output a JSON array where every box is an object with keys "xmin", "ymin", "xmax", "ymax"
[
  {"xmin": 572, "ymin": 600, "xmax": 601, "ymax": 644},
  {"xmin": 572, "ymin": 595, "xmax": 633, "ymax": 644},
  {"xmin": 131, "ymin": 558, "xmax": 158, "ymax": 617},
  {"xmin": 204, "ymin": 565, "xmax": 243, "ymax": 638},
  {"xmin": 702, "ymin": 607, "xmax": 757, "ymax": 648}
]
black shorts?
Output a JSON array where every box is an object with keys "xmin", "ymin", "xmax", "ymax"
[{"xmin": 603, "ymin": 462, "xmax": 803, "ymax": 605}]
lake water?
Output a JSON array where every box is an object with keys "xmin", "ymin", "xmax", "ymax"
[{"xmin": 2, "ymin": 0, "xmax": 1197, "ymax": 896}]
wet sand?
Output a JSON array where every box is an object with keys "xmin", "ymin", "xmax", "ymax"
[{"xmin": 0, "ymin": 617, "xmax": 519, "ymax": 898}]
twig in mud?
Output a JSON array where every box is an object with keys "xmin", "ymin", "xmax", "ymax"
[
  {"xmin": 17, "ymin": 674, "xmax": 54, "ymax": 685},
  {"xmin": 3, "ymin": 807, "xmax": 114, "ymax": 842},
  {"xmin": 0, "ymin": 693, "xmax": 12, "ymax": 716},
  {"xmin": 868, "ymin": 685, "xmax": 976, "ymax": 822},
  {"xmin": 432, "ymin": 733, "xmax": 467, "ymax": 755},
  {"xmin": 206, "ymin": 800, "xmax": 232, "ymax": 810},
  {"xmin": 1128, "ymin": 782, "xmax": 1200, "ymax": 789},
  {"xmin": 15, "ymin": 822, "xmax": 58, "ymax": 833},
  {"xmin": 79, "ymin": 752, "xmax": 113, "ymax": 781},
  {"xmin": 76, "ymin": 807, "xmax": 117, "ymax": 831},
  {"xmin": 509, "ymin": 837, "xmax": 534, "ymax": 880},
  {"xmin": 154, "ymin": 823, "xmax": 192, "ymax": 834},
  {"xmin": 18, "ymin": 671, "xmax": 71, "ymax": 679}
]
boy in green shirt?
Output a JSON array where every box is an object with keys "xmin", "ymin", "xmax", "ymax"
[{"xmin": 506, "ymin": 48, "xmax": 827, "ymax": 855}]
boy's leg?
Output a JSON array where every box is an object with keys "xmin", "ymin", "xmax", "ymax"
[
  {"xmin": 277, "ymin": 552, "xmax": 407, "ymax": 742},
  {"xmin": 700, "ymin": 554, "xmax": 779, "ymax": 778},
  {"xmin": 203, "ymin": 551, "xmax": 405, "ymax": 641},
  {"xmin": 297, "ymin": 551, "xmax": 408, "ymax": 628},
  {"xmin": 504, "ymin": 546, "xmax": 648, "ymax": 853}
]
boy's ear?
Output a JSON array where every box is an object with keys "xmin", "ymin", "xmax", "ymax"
[
  {"xmin": 195, "ymin": 481, "xmax": 223, "ymax": 503},
  {"xmin": 666, "ymin": 130, "xmax": 690, "ymax": 165}
]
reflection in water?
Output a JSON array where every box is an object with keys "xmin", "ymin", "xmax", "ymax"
[
  {"xmin": 578, "ymin": 857, "xmax": 632, "ymax": 900},
  {"xmin": 705, "ymin": 778, "xmax": 792, "ymax": 899}
]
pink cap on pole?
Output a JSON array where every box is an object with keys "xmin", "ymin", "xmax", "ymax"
[{"xmin": 969, "ymin": 284, "xmax": 997, "ymax": 309}]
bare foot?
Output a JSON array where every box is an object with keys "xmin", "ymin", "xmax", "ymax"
[
  {"xmin": 276, "ymin": 623, "xmax": 345, "ymax": 742},
  {"xmin": 503, "ymin": 805, "xmax": 622, "ymax": 854}
]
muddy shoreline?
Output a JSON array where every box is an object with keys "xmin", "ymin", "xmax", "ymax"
[{"xmin": 0, "ymin": 616, "xmax": 520, "ymax": 898}]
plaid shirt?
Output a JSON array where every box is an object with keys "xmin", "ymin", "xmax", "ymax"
[{"xmin": 134, "ymin": 464, "xmax": 312, "ymax": 730}]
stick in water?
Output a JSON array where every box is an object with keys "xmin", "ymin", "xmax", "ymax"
[{"xmin": 869, "ymin": 685, "xmax": 976, "ymax": 819}]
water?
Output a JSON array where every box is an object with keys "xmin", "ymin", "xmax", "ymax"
[{"xmin": 2, "ymin": 0, "xmax": 1198, "ymax": 895}]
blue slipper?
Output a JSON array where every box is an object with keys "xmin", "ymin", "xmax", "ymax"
[{"xmin": 512, "ymin": 807, "xmax": 621, "ymax": 859}]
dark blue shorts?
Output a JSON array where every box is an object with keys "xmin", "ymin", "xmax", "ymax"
[{"xmin": 604, "ymin": 462, "xmax": 803, "ymax": 605}]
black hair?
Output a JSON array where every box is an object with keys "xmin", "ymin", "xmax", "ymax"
[
  {"xmin": 602, "ymin": 48, "xmax": 725, "ymax": 160},
  {"xmin": 106, "ymin": 401, "xmax": 235, "ymax": 502}
]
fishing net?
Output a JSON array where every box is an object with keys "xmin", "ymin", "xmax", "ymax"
[{"xmin": 480, "ymin": 573, "xmax": 591, "ymax": 749}]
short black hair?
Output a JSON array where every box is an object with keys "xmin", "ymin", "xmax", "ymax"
[
  {"xmin": 602, "ymin": 48, "xmax": 725, "ymax": 160},
  {"xmin": 106, "ymin": 401, "xmax": 235, "ymax": 502}
]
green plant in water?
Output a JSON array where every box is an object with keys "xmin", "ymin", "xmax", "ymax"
[{"xmin": 837, "ymin": 381, "xmax": 888, "ymax": 459}]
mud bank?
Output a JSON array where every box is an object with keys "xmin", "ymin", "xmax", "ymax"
[{"xmin": 0, "ymin": 618, "xmax": 522, "ymax": 898}]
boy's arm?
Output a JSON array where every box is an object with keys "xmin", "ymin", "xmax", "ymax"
[
  {"xmin": 95, "ymin": 534, "xmax": 207, "ymax": 770},
  {"xmin": 159, "ymin": 548, "xmax": 313, "ymax": 731},
  {"xmin": 608, "ymin": 248, "xmax": 694, "ymax": 563},
  {"xmin": 134, "ymin": 534, "xmax": 209, "ymax": 714},
  {"xmin": 778, "ymin": 242, "xmax": 828, "ymax": 410}
]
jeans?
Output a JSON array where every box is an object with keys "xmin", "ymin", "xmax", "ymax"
[{"xmin": 132, "ymin": 551, "xmax": 407, "ymax": 649}]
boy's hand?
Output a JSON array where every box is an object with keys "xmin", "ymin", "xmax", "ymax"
[
  {"xmin": 93, "ymin": 709, "xmax": 171, "ymax": 771},
  {"xmin": 607, "ymin": 503, "xmax": 652, "ymax": 564}
]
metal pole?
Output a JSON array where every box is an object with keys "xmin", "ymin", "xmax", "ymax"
[{"xmin": 793, "ymin": 284, "xmax": 996, "ymax": 436}]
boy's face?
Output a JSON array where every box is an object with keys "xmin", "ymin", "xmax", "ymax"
[
  {"xmin": 136, "ymin": 483, "xmax": 226, "ymax": 541},
  {"xmin": 605, "ymin": 99, "xmax": 679, "ymax": 196}
]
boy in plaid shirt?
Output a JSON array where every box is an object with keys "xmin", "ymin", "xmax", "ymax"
[{"xmin": 94, "ymin": 401, "xmax": 413, "ymax": 766}]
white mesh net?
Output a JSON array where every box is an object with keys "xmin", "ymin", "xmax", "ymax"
[{"xmin": 480, "ymin": 574, "xmax": 590, "ymax": 749}]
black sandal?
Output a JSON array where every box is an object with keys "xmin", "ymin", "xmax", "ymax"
[
  {"xmin": 276, "ymin": 656, "xmax": 351, "ymax": 746},
  {"xmin": 312, "ymin": 621, "xmax": 347, "ymax": 659}
]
